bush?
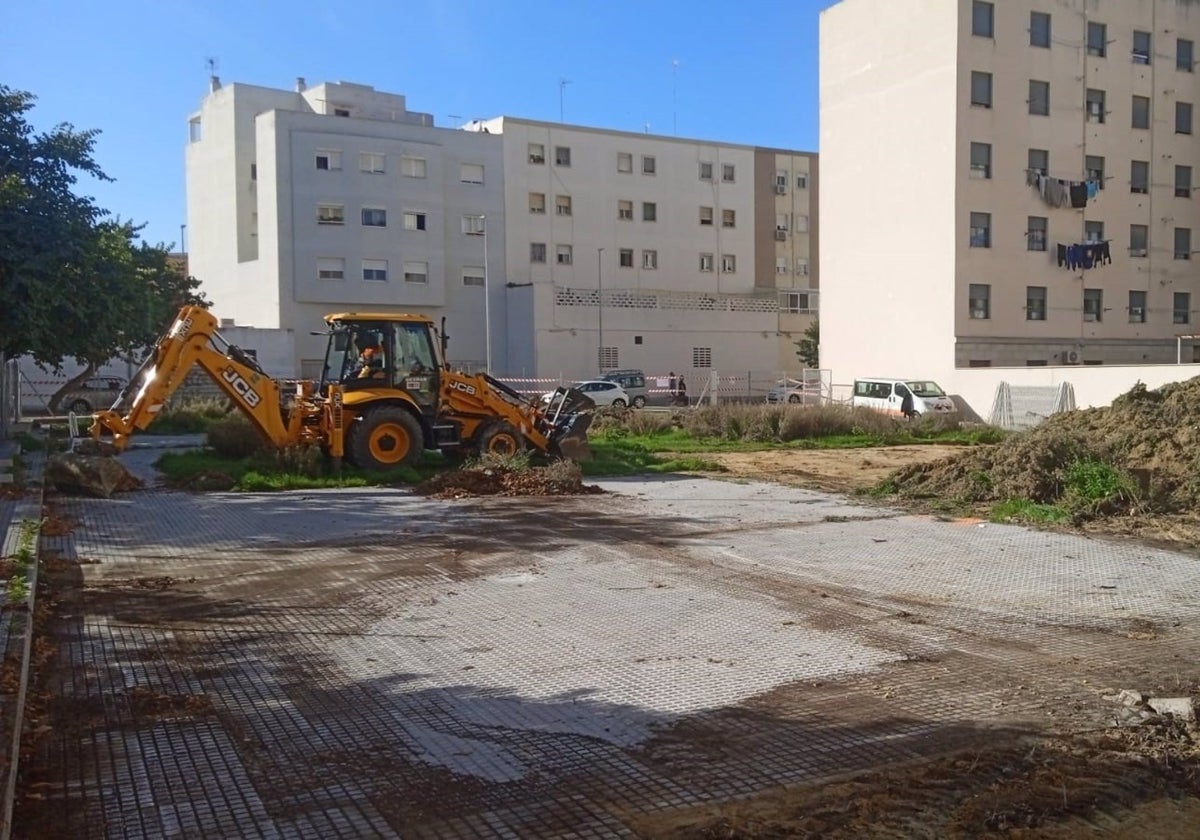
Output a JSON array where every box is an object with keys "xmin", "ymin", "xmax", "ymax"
[
  {"xmin": 249, "ymin": 445, "xmax": 325, "ymax": 477},
  {"xmin": 206, "ymin": 414, "xmax": 267, "ymax": 459},
  {"xmin": 154, "ymin": 397, "xmax": 235, "ymax": 434}
]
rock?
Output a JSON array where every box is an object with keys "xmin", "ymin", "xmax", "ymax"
[
  {"xmin": 1147, "ymin": 696, "xmax": 1196, "ymax": 721},
  {"xmin": 1107, "ymin": 689, "xmax": 1146, "ymax": 707},
  {"xmin": 1110, "ymin": 707, "xmax": 1156, "ymax": 727},
  {"xmin": 46, "ymin": 453, "xmax": 142, "ymax": 498}
]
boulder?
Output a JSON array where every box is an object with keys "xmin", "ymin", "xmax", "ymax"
[{"xmin": 46, "ymin": 453, "xmax": 143, "ymax": 498}]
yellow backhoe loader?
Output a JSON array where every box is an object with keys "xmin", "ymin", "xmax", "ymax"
[{"xmin": 88, "ymin": 306, "xmax": 594, "ymax": 468}]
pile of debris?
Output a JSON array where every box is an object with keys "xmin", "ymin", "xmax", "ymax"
[
  {"xmin": 889, "ymin": 376, "xmax": 1200, "ymax": 513},
  {"xmin": 45, "ymin": 453, "xmax": 142, "ymax": 499},
  {"xmin": 415, "ymin": 461, "xmax": 604, "ymax": 500}
]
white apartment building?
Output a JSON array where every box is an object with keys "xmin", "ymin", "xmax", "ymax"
[
  {"xmin": 821, "ymin": 0, "xmax": 1200, "ymax": 388},
  {"xmin": 186, "ymin": 80, "xmax": 817, "ymax": 379}
]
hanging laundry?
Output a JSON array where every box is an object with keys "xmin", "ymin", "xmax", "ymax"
[
  {"xmin": 1070, "ymin": 183, "xmax": 1089, "ymax": 208},
  {"xmin": 1086, "ymin": 180, "xmax": 1099, "ymax": 199},
  {"xmin": 1057, "ymin": 241, "xmax": 1112, "ymax": 271}
]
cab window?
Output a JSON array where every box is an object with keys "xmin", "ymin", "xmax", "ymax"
[{"xmin": 394, "ymin": 322, "xmax": 435, "ymax": 373}]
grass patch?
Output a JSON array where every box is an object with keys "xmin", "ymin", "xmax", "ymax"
[
  {"xmin": 144, "ymin": 397, "xmax": 234, "ymax": 435},
  {"xmin": 155, "ymin": 448, "xmax": 431, "ymax": 490},
  {"xmin": 990, "ymin": 499, "xmax": 1070, "ymax": 524},
  {"xmin": 583, "ymin": 438, "xmax": 724, "ymax": 476}
]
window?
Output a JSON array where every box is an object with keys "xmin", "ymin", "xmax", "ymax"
[
  {"xmin": 460, "ymin": 163, "xmax": 484, "ymax": 185},
  {"xmin": 1087, "ymin": 21, "xmax": 1107, "ymax": 57},
  {"xmin": 333, "ymin": 107, "xmax": 350, "ymax": 117},
  {"xmin": 529, "ymin": 192, "xmax": 546, "ymax": 214},
  {"xmin": 402, "ymin": 261, "xmax": 427, "ymax": 284},
  {"xmin": 699, "ymin": 253, "xmax": 714, "ymax": 272},
  {"xmin": 1026, "ymin": 286, "xmax": 1047, "ymax": 321},
  {"xmin": 1029, "ymin": 80, "xmax": 1049, "ymax": 115},
  {"xmin": 1026, "ymin": 360, "xmax": 1048, "ymax": 367},
  {"xmin": 361, "ymin": 207, "xmax": 387, "ymax": 227},
  {"xmin": 969, "ymin": 142, "xmax": 992, "ymax": 178},
  {"xmin": 642, "ymin": 250, "xmax": 658, "ymax": 270},
  {"xmin": 1030, "ymin": 11, "xmax": 1051, "ymax": 48},
  {"xmin": 617, "ymin": 152, "xmax": 633, "ymax": 173},
  {"xmin": 795, "ymin": 214, "xmax": 809, "ymax": 232},
  {"xmin": 463, "ymin": 268, "xmax": 485, "ymax": 287},
  {"xmin": 1175, "ymin": 227, "xmax": 1192, "ymax": 259},
  {"xmin": 1131, "ymin": 160, "xmax": 1149, "ymax": 194},
  {"xmin": 642, "ymin": 155, "xmax": 656, "ymax": 175},
  {"xmin": 618, "ymin": 199, "xmax": 633, "ymax": 220},
  {"xmin": 693, "ymin": 347, "xmax": 712, "ymax": 368},
  {"xmin": 796, "ymin": 258, "xmax": 809, "ymax": 276},
  {"xmin": 972, "ymin": 1, "xmax": 993, "ymax": 38},
  {"xmin": 317, "ymin": 204, "xmax": 344, "ymax": 225},
  {"xmin": 720, "ymin": 254, "xmax": 736, "ymax": 273},
  {"xmin": 556, "ymin": 244, "xmax": 573, "ymax": 265},
  {"xmin": 250, "ymin": 162, "xmax": 256, "ymax": 181},
  {"xmin": 775, "ymin": 171, "xmax": 788, "ymax": 189},
  {"xmin": 555, "ymin": 195, "xmax": 572, "ymax": 216},
  {"xmin": 722, "ymin": 209, "xmax": 736, "ymax": 228},
  {"xmin": 530, "ymin": 242, "xmax": 546, "ymax": 263},
  {"xmin": 1177, "ymin": 101, "xmax": 1193, "ymax": 134},
  {"xmin": 699, "ymin": 206, "xmax": 714, "ymax": 226},
  {"xmin": 699, "ymin": 161, "xmax": 713, "ymax": 180},
  {"xmin": 642, "ymin": 202, "xmax": 657, "ymax": 222},
  {"xmin": 359, "ymin": 152, "xmax": 385, "ymax": 173},
  {"xmin": 1027, "ymin": 216, "xmax": 1047, "ymax": 251},
  {"xmin": 780, "ymin": 291, "xmax": 816, "ymax": 313},
  {"xmin": 1133, "ymin": 30, "xmax": 1152, "ymax": 65},
  {"xmin": 775, "ymin": 257, "xmax": 789, "ymax": 275},
  {"xmin": 971, "ymin": 71, "xmax": 993, "ymax": 107},
  {"xmin": 722, "ymin": 163, "xmax": 736, "ymax": 182},
  {"xmin": 969, "ymin": 284, "xmax": 990, "ymax": 319},
  {"xmin": 1129, "ymin": 290, "xmax": 1147, "ymax": 323},
  {"xmin": 619, "ymin": 248, "xmax": 633, "ymax": 268},
  {"xmin": 462, "ymin": 214, "xmax": 485, "ymax": 236},
  {"xmin": 1179, "ymin": 38, "xmax": 1195, "ymax": 72},
  {"xmin": 1130, "ymin": 224, "xmax": 1149, "ymax": 257},
  {"xmin": 188, "ymin": 117, "xmax": 202, "ymax": 142},
  {"xmin": 403, "ymin": 211, "xmax": 427, "ymax": 231},
  {"xmin": 528, "ymin": 143, "xmax": 545, "ymax": 164},
  {"xmin": 1028, "ymin": 148, "xmax": 1049, "ymax": 174},
  {"xmin": 599, "ymin": 347, "xmax": 619, "ymax": 370},
  {"xmin": 968, "ymin": 360, "xmax": 992, "ymax": 368},
  {"xmin": 1085, "ymin": 220, "xmax": 1104, "ymax": 243},
  {"xmin": 775, "ymin": 213, "xmax": 789, "ymax": 232},
  {"xmin": 554, "ymin": 146, "xmax": 571, "ymax": 166},
  {"xmin": 1177, "ymin": 165, "xmax": 1193, "ymax": 197},
  {"xmin": 1174, "ymin": 291, "xmax": 1191, "ymax": 324},
  {"xmin": 969, "ymin": 212, "xmax": 991, "ymax": 248},
  {"xmin": 362, "ymin": 259, "xmax": 388, "ymax": 282},
  {"xmin": 1132, "ymin": 95, "xmax": 1151, "ymax": 129},
  {"xmin": 315, "ymin": 150, "xmax": 342, "ymax": 171},
  {"xmin": 317, "ymin": 257, "xmax": 345, "ymax": 281},
  {"xmin": 401, "ymin": 156, "xmax": 426, "ymax": 178},
  {"xmin": 796, "ymin": 173, "xmax": 808, "ymax": 189},
  {"xmin": 1084, "ymin": 288, "xmax": 1103, "ymax": 321},
  {"xmin": 1086, "ymin": 88, "xmax": 1106, "ymax": 123},
  {"xmin": 1083, "ymin": 155, "xmax": 1104, "ymax": 189}
]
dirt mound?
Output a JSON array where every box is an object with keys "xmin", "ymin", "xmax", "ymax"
[
  {"xmin": 415, "ymin": 462, "xmax": 604, "ymax": 499},
  {"xmin": 889, "ymin": 377, "xmax": 1200, "ymax": 514}
]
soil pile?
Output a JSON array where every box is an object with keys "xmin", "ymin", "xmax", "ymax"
[
  {"xmin": 889, "ymin": 377, "xmax": 1200, "ymax": 513},
  {"xmin": 415, "ymin": 462, "xmax": 604, "ymax": 499}
]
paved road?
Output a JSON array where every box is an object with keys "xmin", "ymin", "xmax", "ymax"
[{"xmin": 24, "ymin": 445, "xmax": 1200, "ymax": 838}]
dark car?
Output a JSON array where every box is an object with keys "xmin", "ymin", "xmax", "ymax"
[
  {"xmin": 62, "ymin": 376, "xmax": 128, "ymax": 414},
  {"xmin": 598, "ymin": 369, "xmax": 647, "ymax": 408}
]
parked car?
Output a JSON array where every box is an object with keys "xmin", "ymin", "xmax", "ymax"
[
  {"xmin": 542, "ymin": 380, "xmax": 631, "ymax": 408},
  {"xmin": 850, "ymin": 377, "xmax": 957, "ymax": 417},
  {"xmin": 61, "ymin": 376, "xmax": 128, "ymax": 414},
  {"xmin": 598, "ymin": 369, "xmax": 647, "ymax": 408},
  {"xmin": 766, "ymin": 378, "xmax": 823, "ymax": 405}
]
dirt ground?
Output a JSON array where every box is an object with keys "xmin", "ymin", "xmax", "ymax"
[{"xmin": 700, "ymin": 445, "xmax": 966, "ymax": 494}]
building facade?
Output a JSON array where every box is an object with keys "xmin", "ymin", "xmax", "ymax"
[
  {"xmin": 186, "ymin": 80, "xmax": 817, "ymax": 379},
  {"xmin": 821, "ymin": 0, "xmax": 1200, "ymax": 387}
]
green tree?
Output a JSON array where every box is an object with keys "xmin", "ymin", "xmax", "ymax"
[
  {"xmin": 794, "ymin": 318, "xmax": 819, "ymax": 368},
  {"xmin": 0, "ymin": 86, "xmax": 208, "ymax": 411}
]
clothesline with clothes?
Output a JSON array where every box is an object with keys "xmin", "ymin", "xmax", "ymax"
[
  {"xmin": 1057, "ymin": 240, "xmax": 1112, "ymax": 271},
  {"xmin": 1025, "ymin": 169, "xmax": 1101, "ymax": 209}
]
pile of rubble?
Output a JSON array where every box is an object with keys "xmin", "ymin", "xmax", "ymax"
[{"xmin": 415, "ymin": 462, "xmax": 604, "ymax": 500}]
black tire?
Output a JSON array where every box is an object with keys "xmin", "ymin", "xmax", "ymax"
[
  {"xmin": 69, "ymin": 399, "xmax": 92, "ymax": 414},
  {"xmin": 347, "ymin": 406, "xmax": 424, "ymax": 470},
  {"xmin": 787, "ymin": 394, "xmax": 801, "ymax": 404},
  {"xmin": 477, "ymin": 422, "xmax": 526, "ymax": 457},
  {"xmin": 612, "ymin": 398, "xmax": 627, "ymax": 408},
  {"xmin": 632, "ymin": 396, "xmax": 646, "ymax": 409}
]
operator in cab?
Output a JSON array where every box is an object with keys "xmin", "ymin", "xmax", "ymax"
[{"xmin": 348, "ymin": 333, "xmax": 386, "ymax": 382}]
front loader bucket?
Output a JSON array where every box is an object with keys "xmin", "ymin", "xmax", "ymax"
[{"xmin": 551, "ymin": 412, "xmax": 593, "ymax": 461}]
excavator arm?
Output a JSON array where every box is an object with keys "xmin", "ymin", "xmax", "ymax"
[{"xmin": 89, "ymin": 305, "xmax": 314, "ymax": 452}]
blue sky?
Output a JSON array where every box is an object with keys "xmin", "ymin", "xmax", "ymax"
[{"xmin": 3, "ymin": 0, "xmax": 839, "ymax": 248}]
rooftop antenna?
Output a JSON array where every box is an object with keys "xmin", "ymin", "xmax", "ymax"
[
  {"xmin": 672, "ymin": 58, "xmax": 680, "ymax": 135},
  {"xmin": 559, "ymin": 77, "xmax": 572, "ymax": 122},
  {"xmin": 206, "ymin": 56, "xmax": 221, "ymax": 92}
]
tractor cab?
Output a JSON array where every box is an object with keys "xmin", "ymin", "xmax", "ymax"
[{"xmin": 321, "ymin": 315, "xmax": 442, "ymax": 411}]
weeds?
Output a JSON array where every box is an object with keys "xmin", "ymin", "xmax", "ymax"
[
  {"xmin": 6, "ymin": 518, "xmax": 41, "ymax": 606},
  {"xmin": 990, "ymin": 499, "xmax": 1070, "ymax": 524}
]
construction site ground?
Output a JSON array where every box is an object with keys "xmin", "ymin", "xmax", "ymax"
[{"xmin": 15, "ymin": 440, "xmax": 1200, "ymax": 838}]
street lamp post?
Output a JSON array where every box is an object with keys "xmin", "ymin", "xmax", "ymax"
[
  {"xmin": 596, "ymin": 248, "xmax": 604, "ymax": 374},
  {"xmin": 482, "ymin": 215, "xmax": 491, "ymax": 373}
]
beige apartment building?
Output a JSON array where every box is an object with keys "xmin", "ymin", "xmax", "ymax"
[
  {"xmin": 186, "ymin": 78, "xmax": 818, "ymax": 380},
  {"xmin": 821, "ymin": 0, "xmax": 1200, "ymax": 386}
]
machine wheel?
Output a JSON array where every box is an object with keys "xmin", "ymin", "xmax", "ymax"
[
  {"xmin": 612, "ymin": 398, "xmax": 627, "ymax": 408},
  {"xmin": 787, "ymin": 394, "xmax": 802, "ymax": 404},
  {"xmin": 347, "ymin": 407, "xmax": 424, "ymax": 470},
  {"xmin": 69, "ymin": 399, "xmax": 93, "ymax": 414},
  {"xmin": 477, "ymin": 422, "xmax": 526, "ymax": 457},
  {"xmin": 632, "ymin": 396, "xmax": 646, "ymax": 409}
]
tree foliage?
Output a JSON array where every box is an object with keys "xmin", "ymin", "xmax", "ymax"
[
  {"xmin": 794, "ymin": 318, "xmax": 819, "ymax": 368},
  {"xmin": 0, "ymin": 86, "xmax": 208, "ymax": 409}
]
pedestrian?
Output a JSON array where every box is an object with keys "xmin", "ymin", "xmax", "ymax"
[
  {"xmin": 667, "ymin": 371, "xmax": 677, "ymax": 397},
  {"xmin": 900, "ymin": 386, "xmax": 915, "ymax": 420},
  {"xmin": 675, "ymin": 375, "xmax": 687, "ymax": 406}
]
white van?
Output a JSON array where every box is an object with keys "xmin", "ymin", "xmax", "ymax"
[{"xmin": 851, "ymin": 377, "xmax": 957, "ymax": 417}]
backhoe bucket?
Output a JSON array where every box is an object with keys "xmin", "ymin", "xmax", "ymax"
[{"xmin": 551, "ymin": 412, "xmax": 593, "ymax": 461}]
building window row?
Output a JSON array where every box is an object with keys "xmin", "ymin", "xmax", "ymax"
[
  {"xmin": 976, "ymin": 211, "xmax": 1193, "ymax": 260},
  {"xmin": 969, "ymin": 284, "xmax": 1191, "ymax": 324},
  {"xmin": 972, "ymin": 2, "xmax": 1195, "ymax": 72},
  {"xmin": 315, "ymin": 204, "xmax": 486, "ymax": 235},
  {"xmin": 314, "ymin": 257, "xmax": 439, "ymax": 285},
  {"xmin": 531, "ymin": 243, "xmax": 737, "ymax": 274},
  {"xmin": 313, "ymin": 151, "xmax": 486, "ymax": 182}
]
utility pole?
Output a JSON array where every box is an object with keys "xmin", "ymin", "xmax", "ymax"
[
  {"xmin": 672, "ymin": 58, "xmax": 680, "ymax": 135},
  {"xmin": 482, "ymin": 215, "xmax": 491, "ymax": 372},
  {"xmin": 597, "ymin": 248, "xmax": 604, "ymax": 374},
  {"xmin": 559, "ymin": 78, "xmax": 572, "ymax": 122}
]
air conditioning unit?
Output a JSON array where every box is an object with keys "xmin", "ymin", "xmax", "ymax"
[
  {"xmin": 775, "ymin": 185, "xmax": 787, "ymax": 195},
  {"xmin": 1064, "ymin": 350, "xmax": 1082, "ymax": 364},
  {"xmin": 774, "ymin": 230, "xmax": 787, "ymax": 241},
  {"xmin": 1131, "ymin": 248, "xmax": 1148, "ymax": 257}
]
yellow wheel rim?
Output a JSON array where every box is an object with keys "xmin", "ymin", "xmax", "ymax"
[
  {"xmin": 368, "ymin": 421, "xmax": 414, "ymax": 465},
  {"xmin": 486, "ymin": 431, "xmax": 520, "ymax": 455}
]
